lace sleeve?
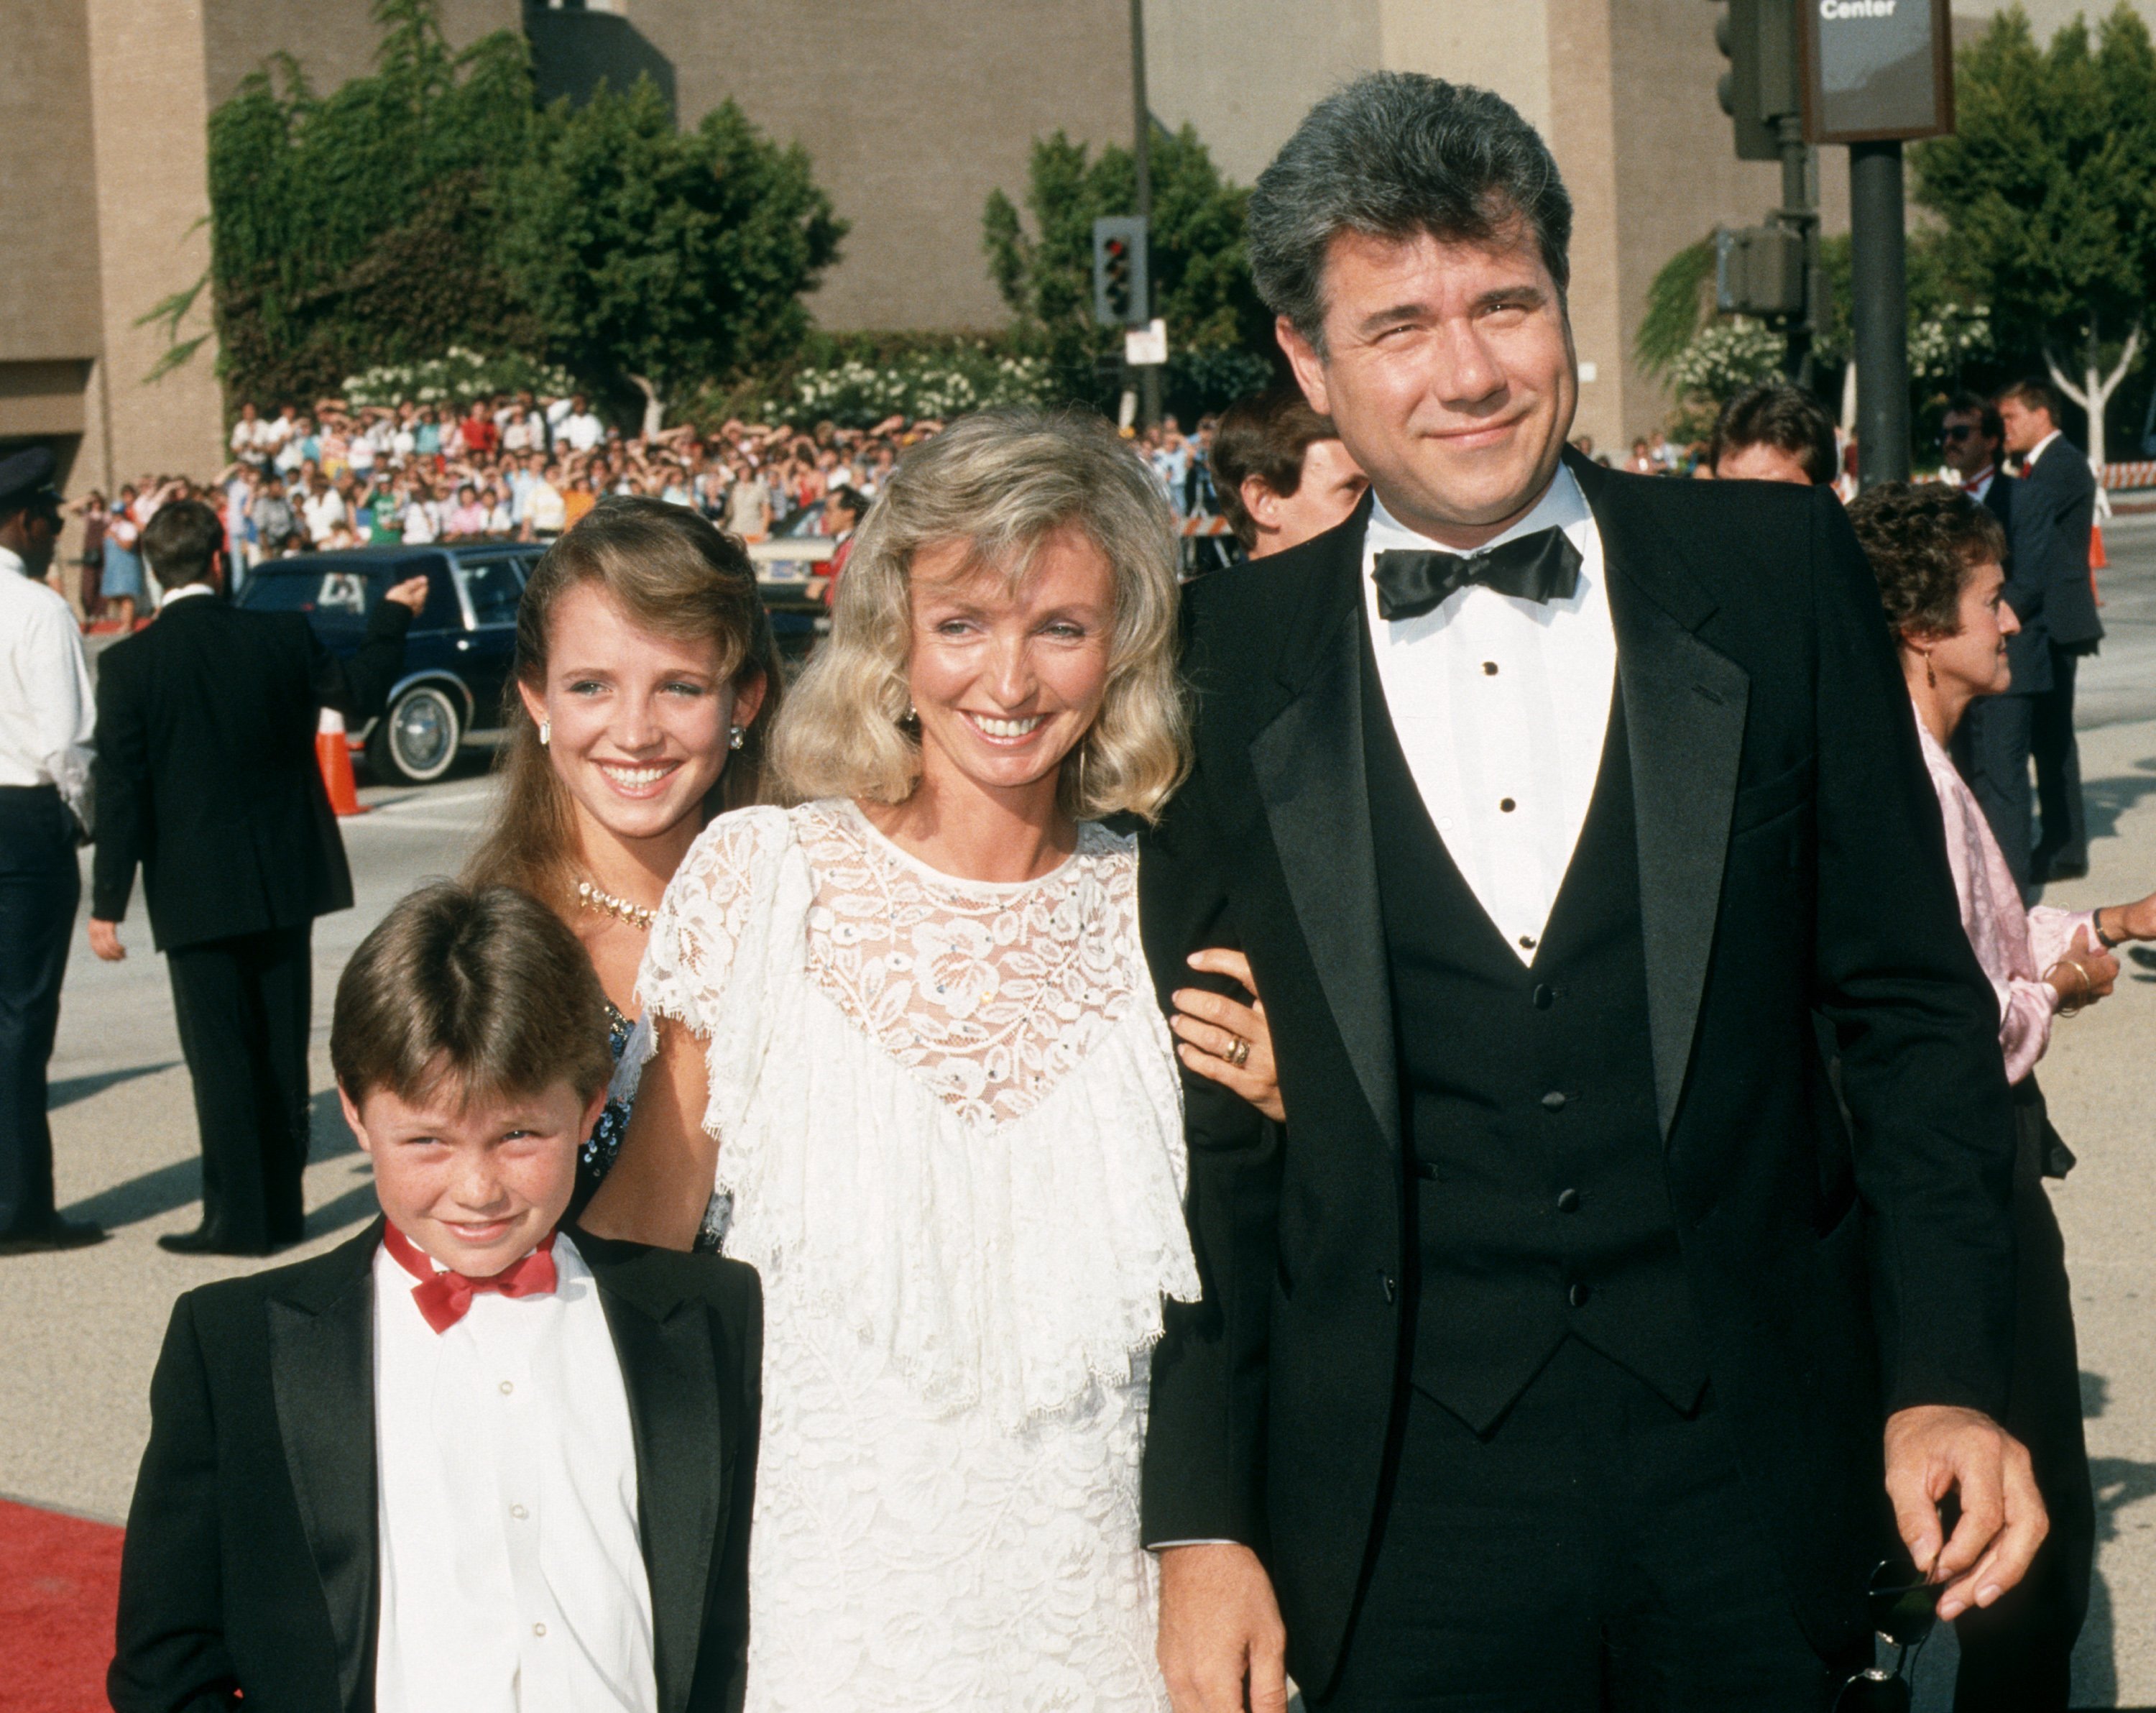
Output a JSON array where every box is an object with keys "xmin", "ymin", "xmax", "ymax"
[{"xmin": 635, "ymin": 807, "xmax": 787, "ymax": 1038}]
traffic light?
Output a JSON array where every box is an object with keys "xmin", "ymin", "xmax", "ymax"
[
  {"xmin": 1092, "ymin": 216, "xmax": 1149, "ymax": 329},
  {"xmin": 1713, "ymin": 0, "xmax": 1802, "ymax": 162},
  {"xmin": 1715, "ymin": 224, "xmax": 1806, "ymax": 318}
]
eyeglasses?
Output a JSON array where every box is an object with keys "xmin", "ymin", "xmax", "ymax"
[
  {"xmin": 1940, "ymin": 424, "xmax": 1977, "ymax": 444},
  {"xmin": 1832, "ymin": 1560, "xmax": 1941, "ymax": 1712}
]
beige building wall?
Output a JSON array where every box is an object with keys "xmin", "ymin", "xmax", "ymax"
[{"xmin": 616, "ymin": 0, "xmax": 1136, "ymax": 334}]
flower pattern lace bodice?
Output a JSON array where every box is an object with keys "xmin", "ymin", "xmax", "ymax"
[
  {"xmin": 797, "ymin": 799, "xmax": 1141, "ymax": 1127},
  {"xmin": 627, "ymin": 800, "xmax": 1197, "ymax": 1712}
]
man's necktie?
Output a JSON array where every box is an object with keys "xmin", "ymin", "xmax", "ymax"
[
  {"xmin": 1371, "ymin": 527, "xmax": 1584, "ymax": 622},
  {"xmin": 382, "ymin": 1221, "xmax": 559, "ymax": 1333}
]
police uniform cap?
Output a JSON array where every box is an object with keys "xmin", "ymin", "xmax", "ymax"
[{"xmin": 0, "ymin": 448, "xmax": 60, "ymax": 515}]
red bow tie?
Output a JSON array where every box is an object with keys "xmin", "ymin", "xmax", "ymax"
[{"xmin": 382, "ymin": 1221, "xmax": 558, "ymax": 1333}]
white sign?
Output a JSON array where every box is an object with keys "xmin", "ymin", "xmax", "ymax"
[{"xmin": 1125, "ymin": 318, "xmax": 1169, "ymax": 367}]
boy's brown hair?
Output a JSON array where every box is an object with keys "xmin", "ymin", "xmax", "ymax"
[
  {"xmin": 1210, "ymin": 387, "xmax": 1342, "ymax": 550},
  {"xmin": 331, "ymin": 881, "xmax": 614, "ymax": 1110}
]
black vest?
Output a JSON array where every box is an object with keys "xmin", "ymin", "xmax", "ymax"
[{"xmin": 1363, "ymin": 630, "xmax": 1708, "ymax": 1432}]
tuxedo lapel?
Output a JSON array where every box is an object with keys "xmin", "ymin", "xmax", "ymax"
[
  {"xmin": 1577, "ymin": 461, "xmax": 1750, "ymax": 1136},
  {"xmin": 267, "ymin": 1221, "xmax": 382, "ymax": 1712},
  {"xmin": 594, "ymin": 1261, "xmax": 724, "ymax": 1713},
  {"xmin": 1247, "ymin": 515, "xmax": 1400, "ymax": 1146}
]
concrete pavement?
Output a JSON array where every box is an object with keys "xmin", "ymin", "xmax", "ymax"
[{"xmin": 4, "ymin": 523, "xmax": 2154, "ymax": 1704}]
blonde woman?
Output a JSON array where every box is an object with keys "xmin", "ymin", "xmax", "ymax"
[
  {"xmin": 586, "ymin": 410, "xmax": 1281, "ymax": 1711},
  {"xmin": 464, "ymin": 496, "xmax": 782, "ymax": 1208}
]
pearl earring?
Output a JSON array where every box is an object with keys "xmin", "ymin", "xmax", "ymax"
[
  {"xmin": 539, "ymin": 719, "xmax": 551, "ymax": 747},
  {"xmin": 727, "ymin": 725, "xmax": 745, "ymax": 752}
]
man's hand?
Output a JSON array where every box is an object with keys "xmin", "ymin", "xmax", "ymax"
[
  {"xmin": 1157, "ymin": 1543, "xmax": 1288, "ymax": 1713},
  {"xmin": 1884, "ymin": 1405, "xmax": 2047, "ymax": 1621},
  {"xmin": 381, "ymin": 574, "xmax": 429, "ymax": 614},
  {"xmin": 88, "ymin": 918, "xmax": 125, "ymax": 962}
]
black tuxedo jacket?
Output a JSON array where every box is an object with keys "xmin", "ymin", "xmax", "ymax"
[
  {"xmin": 1981, "ymin": 473, "xmax": 2053, "ymax": 695},
  {"xmin": 109, "ymin": 1221, "xmax": 763, "ymax": 1713},
  {"xmin": 90, "ymin": 592, "xmax": 410, "ymax": 951},
  {"xmin": 1138, "ymin": 455, "xmax": 2017, "ymax": 1689},
  {"xmin": 2012, "ymin": 438, "xmax": 2101, "ymax": 651}
]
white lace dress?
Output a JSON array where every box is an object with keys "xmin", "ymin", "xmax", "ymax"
[{"xmin": 630, "ymin": 799, "xmax": 1199, "ymax": 1712}]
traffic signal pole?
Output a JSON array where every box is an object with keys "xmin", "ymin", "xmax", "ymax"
[
  {"xmin": 1849, "ymin": 141, "xmax": 1909, "ymax": 485},
  {"xmin": 1130, "ymin": 0, "xmax": 1160, "ymax": 430}
]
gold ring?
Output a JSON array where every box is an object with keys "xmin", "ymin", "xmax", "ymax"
[{"xmin": 1225, "ymin": 1035, "xmax": 1250, "ymax": 1069}]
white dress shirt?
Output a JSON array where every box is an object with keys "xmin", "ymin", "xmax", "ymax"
[
  {"xmin": 373, "ymin": 1232, "xmax": 659, "ymax": 1713},
  {"xmin": 0, "ymin": 546, "xmax": 96, "ymax": 828},
  {"xmin": 1361, "ymin": 464, "xmax": 1618, "ymax": 964}
]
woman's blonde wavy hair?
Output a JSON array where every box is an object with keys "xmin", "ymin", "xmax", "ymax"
[{"xmin": 769, "ymin": 408, "xmax": 1189, "ymax": 822}]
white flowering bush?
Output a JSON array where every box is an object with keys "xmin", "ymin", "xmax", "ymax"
[
  {"xmin": 342, "ymin": 347, "xmax": 578, "ymax": 408},
  {"xmin": 775, "ymin": 346, "xmax": 1054, "ymax": 427},
  {"xmin": 1667, "ymin": 317, "xmax": 1787, "ymax": 403},
  {"xmin": 1907, "ymin": 303, "xmax": 1992, "ymax": 381}
]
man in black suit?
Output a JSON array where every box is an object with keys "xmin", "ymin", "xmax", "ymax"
[
  {"xmin": 88, "ymin": 500, "xmax": 425, "ymax": 1255},
  {"xmin": 1141, "ymin": 74, "xmax": 2042, "ymax": 1709},
  {"xmin": 1941, "ymin": 393, "xmax": 2044, "ymax": 891},
  {"xmin": 1998, "ymin": 379, "xmax": 2102, "ymax": 884}
]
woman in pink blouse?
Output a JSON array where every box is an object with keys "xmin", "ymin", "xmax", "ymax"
[{"xmin": 1851, "ymin": 482, "xmax": 2156, "ymax": 1713}]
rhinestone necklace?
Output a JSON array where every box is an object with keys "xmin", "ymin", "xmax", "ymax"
[{"xmin": 575, "ymin": 878, "xmax": 656, "ymax": 932}]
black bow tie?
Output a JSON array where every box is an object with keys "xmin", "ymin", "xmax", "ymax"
[{"xmin": 1371, "ymin": 528, "xmax": 1583, "ymax": 621}]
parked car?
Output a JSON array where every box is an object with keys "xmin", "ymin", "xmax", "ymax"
[{"xmin": 235, "ymin": 542, "xmax": 540, "ymax": 784}]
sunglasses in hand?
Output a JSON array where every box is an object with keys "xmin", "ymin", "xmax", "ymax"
[{"xmin": 1833, "ymin": 1558, "xmax": 1944, "ymax": 1712}]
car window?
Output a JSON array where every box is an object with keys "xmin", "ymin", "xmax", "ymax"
[
  {"xmin": 459, "ymin": 557, "xmax": 525, "ymax": 626},
  {"xmin": 239, "ymin": 555, "xmax": 438, "ymax": 618}
]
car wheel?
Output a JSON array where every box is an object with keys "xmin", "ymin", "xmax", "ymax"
[{"xmin": 372, "ymin": 684, "xmax": 463, "ymax": 784}]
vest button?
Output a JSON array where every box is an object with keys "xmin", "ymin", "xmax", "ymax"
[
  {"xmin": 1568, "ymin": 1281, "xmax": 1591, "ymax": 1308},
  {"xmin": 1531, "ymin": 983, "xmax": 1555, "ymax": 1010},
  {"xmin": 1557, "ymin": 1188, "xmax": 1582, "ymax": 1213},
  {"xmin": 1381, "ymin": 1272, "xmax": 1399, "ymax": 1305},
  {"xmin": 1542, "ymin": 1090, "xmax": 1567, "ymax": 1112}
]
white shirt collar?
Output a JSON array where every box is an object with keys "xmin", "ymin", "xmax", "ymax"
[
  {"xmin": 160, "ymin": 582, "xmax": 217, "ymax": 605},
  {"xmin": 2024, "ymin": 428, "xmax": 2063, "ymax": 469},
  {"xmin": 0, "ymin": 543, "xmax": 24, "ymax": 580},
  {"xmin": 1365, "ymin": 462, "xmax": 1594, "ymax": 562}
]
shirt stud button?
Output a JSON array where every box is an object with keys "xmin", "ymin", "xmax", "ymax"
[
  {"xmin": 533, "ymin": 1621, "xmax": 547, "ymax": 1638},
  {"xmin": 1499, "ymin": 796, "xmax": 1516, "ymax": 813},
  {"xmin": 499, "ymin": 1379, "xmax": 515, "ymax": 1395},
  {"xmin": 1482, "ymin": 660, "xmax": 1499, "ymax": 676},
  {"xmin": 510, "ymin": 1503, "xmax": 528, "ymax": 1520},
  {"xmin": 1557, "ymin": 1188, "xmax": 1583, "ymax": 1213}
]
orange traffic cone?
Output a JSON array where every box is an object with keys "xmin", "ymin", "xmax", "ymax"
[
  {"xmin": 316, "ymin": 707, "xmax": 369, "ymax": 817},
  {"xmin": 2091, "ymin": 523, "xmax": 2108, "ymax": 569}
]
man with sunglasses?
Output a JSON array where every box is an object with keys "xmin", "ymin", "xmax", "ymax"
[{"xmin": 1940, "ymin": 395, "xmax": 2045, "ymax": 894}]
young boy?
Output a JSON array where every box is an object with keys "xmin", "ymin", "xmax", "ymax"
[{"xmin": 110, "ymin": 882, "xmax": 762, "ymax": 1713}]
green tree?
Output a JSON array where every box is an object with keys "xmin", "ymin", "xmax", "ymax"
[
  {"xmin": 504, "ymin": 79, "xmax": 844, "ymax": 434},
  {"xmin": 982, "ymin": 127, "xmax": 1275, "ymax": 415},
  {"xmin": 202, "ymin": 0, "xmax": 540, "ymax": 404},
  {"xmin": 1912, "ymin": 3, "xmax": 2156, "ymax": 463}
]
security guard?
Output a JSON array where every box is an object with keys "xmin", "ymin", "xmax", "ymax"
[{"xmin": 0, "ymin": 448, "xmax": 103, "ymax": 1252}]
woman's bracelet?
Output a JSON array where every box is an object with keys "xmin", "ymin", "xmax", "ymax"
[{"xmin": 2050, "ymin": 957, "xmax": 2092, "ymax": 1018}]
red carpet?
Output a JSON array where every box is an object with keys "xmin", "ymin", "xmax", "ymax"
[{"xmin": 0, "ymin": 1498, "xmax": 121, "ymax": 1712}]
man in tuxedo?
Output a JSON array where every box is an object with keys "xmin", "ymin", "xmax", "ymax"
[
  {"xmin": 1141, "ymin": 73, "xmax": 2042, "ymax": 1709},
  {"xmin": 1997, "ymin": 380, "xmax": 2101, "ymax": 884},
  {"xmin": 88, "ymin": 500, "xmax": 425, "ymax": 1255},
  {"xmin": 1940, "ymin": 393, "xmax": 2044, "ymax": 891}
]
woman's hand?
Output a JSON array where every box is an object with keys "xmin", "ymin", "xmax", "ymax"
[
  {"xmin": 2045, "ymin": 927, "xmax": 2119, "ymax": 1012},
  {"xmin": 1171, "ymin": 948, "xmax": 1285, "ymax": 1124}
]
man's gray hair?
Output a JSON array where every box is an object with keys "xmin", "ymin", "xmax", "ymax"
[{"xmin": 1248, "ymin": 72, "xmax": 1574, "ymax": 352}]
